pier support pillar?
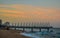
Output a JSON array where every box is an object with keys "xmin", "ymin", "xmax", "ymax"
[
  {"xmin": 31, "ymin": 28, "xmax": 33, "ymax": 32},
  {"xmin": 39, "ymin": 29, "xmax": 41, "ymax": 32},
  {"xmin": 23, "ymin": 28, "xmax": 25, "ymax": 32},
  {"xmin": 15, "ymin": 28, "xmax": 16, "ymax": 30},
  {"xmin": 47, "ymin": 28, "xmax": 49, "ymax": 32}
]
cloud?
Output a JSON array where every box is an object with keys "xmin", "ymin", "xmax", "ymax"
[{"xmin": 0, "ymin": 4, "xmax": 60, "ymax": 22}]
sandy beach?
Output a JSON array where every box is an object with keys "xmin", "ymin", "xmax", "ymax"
[{"xmin": 0, "ymin": 30, "xmax": 31, "ymax": 38}]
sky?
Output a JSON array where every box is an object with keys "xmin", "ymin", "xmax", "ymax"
[{"xmin": 0, "ymin": 0, "xmax": 60, "ymax": 27}]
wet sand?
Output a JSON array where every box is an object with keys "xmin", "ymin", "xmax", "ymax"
[{"xmin": 0, "ymin": 30, "xmax": 31, "ymax": 38}]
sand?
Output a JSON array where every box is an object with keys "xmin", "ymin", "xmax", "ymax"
[{"xmin": 0, "ymin": 30, "xmax": 31, "ymax": 38}]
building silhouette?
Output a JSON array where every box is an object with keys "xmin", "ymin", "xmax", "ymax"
[
  {"xmin": 4, "ymin": 22, "xmax": 10, "ymax": 26},
  {"xmin": 0, "ymin": 19, "xmax": 2, "ymax": 25},
  {"xmin": 0, "ymin": 19, "xmax": 2, "ymax": 28}
]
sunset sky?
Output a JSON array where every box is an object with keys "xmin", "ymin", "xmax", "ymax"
[{"xmin": 0, "ymin": 0, "xmax": 60, "ymax": 27}]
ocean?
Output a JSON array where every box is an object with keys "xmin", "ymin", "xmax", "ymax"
[{"xmin": 20, "ymin": 28, "xmax": 60, "ymax": 38}]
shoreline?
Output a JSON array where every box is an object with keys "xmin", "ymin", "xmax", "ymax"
[{"xmin": 0, "ymin": 30, "xmax": 31, "ymax": 38}]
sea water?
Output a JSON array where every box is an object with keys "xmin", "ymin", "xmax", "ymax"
[{"xmin": 20, "ymin": 28, "xmax": 60, "ymax": 38}]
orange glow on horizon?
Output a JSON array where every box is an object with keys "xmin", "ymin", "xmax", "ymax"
[{"xmin": 0, "ymin": 4, "xmax": 60, "ymax": 22}]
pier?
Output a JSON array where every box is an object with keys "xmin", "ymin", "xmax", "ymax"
[
  {"xmin": 9, "ymin": 26, "xmax": 53, "ymax": 32},
  {"xmin": 0, "ymin": 25, "xmax": 53, "ymax": 32},
  {"xmin": 0, "ymin": 19, "xmax": 53, "ymax": 32}
]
